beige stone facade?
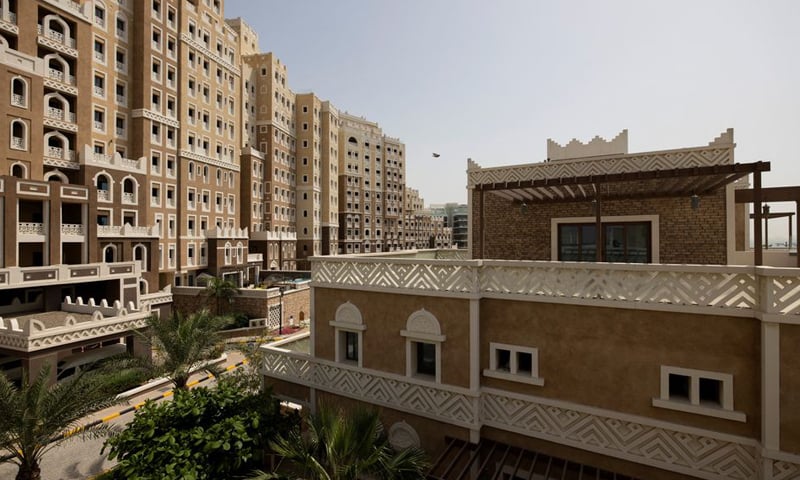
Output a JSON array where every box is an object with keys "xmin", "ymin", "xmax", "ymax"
[{"xmin": 262, "ymin": 131, "xmax": 800, "ymax": 479}]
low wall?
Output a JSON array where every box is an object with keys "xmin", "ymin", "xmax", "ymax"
[{"xmin": 173, "ymin": 284, "xmax": 310, "ymax": 327}]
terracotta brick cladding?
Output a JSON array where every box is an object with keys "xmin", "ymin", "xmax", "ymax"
[{"xmin": 471, "ymin": 188, "xmax": 727, "ymax": 265}]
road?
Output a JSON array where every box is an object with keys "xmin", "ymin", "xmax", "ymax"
[{"xmin": 0, "ymin": 350, "xmax": 248, "ymax": 480}]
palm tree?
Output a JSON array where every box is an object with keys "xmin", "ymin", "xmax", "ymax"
[
  {"xmin": 0, "ymin": 365, "xmax": 123, "ymax": 480},
  {"xmin": 253, "ymin": 405, "xmax": 428, "ymax": 480},
  {"xmin": 204, "ymin": 276, "xmax": 238, "ymax": 316},
  {"xmin": 144, "ymin": 309, "xmax": 232, "ymax": 390}
]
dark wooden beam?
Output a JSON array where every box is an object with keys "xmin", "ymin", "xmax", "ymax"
[
  {"xmin": 754, "ymin": 171, "xmax": 763, "ymax": 266},
  {"xmin": 735, "ymin": 185, "xmax": 800, "ymax": 203}
]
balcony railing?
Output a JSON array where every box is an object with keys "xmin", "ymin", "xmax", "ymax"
[
  {"xmin": 11, "ymin": 137, "xmax": 24, "ymax": 149},
  {"xmin": 47, "ymin": 69, "xmax": 75, "ymax": 85},
  {"xmin": 2, "ymin": 10, "xmax": 17, "ymax": 25},
  {"xmin": 61, "ymin": 224, "xmax": 84, "ymax": 236},
  {"xmin": 11, "ymin": 94, "xmax": 24, "ymax": 107},
  {"xmin": 46, "ymin": 146, "xmax": 74, "ymax": 160},
  {"xmin": 122, "ymin": 192, "xmax": 135, "ymax": 203},
  {"xmin": 93, "ymin": 121, "xmax": 104, "ymax": 131},
  {"xmin": 93, "ymin": 86, "xmax": 105, "ymax": 96},
  {"xmin": 93, "ymin": 50, "xmax": 104, "ymax": 62},
  {"xmin": 18, "ymin": 222, "xmax": 45, "ymax": 236},
  {"xmin": 37, "ymin": 25, "xmax": 76, "ymax": 48},
  {"xmin": 97, "ymin": 189, "xmax": 111, "ymax": 202},
  {"xmin": 45, "ymin": 106, "xmax": 76, "ymax": 123}
]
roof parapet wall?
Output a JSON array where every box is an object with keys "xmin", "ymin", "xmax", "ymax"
[{"xmin": 547, "ymin": 130, "xmax": 628, "ymax": 161}]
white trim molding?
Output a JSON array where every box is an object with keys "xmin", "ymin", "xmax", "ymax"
[
  {"xmin": 483, "ymin": 342, "xmax": 544, "ymax": 387},
  {"xmin": 330, "ymin": 302, "xmax": 364, "ymax": 368}
]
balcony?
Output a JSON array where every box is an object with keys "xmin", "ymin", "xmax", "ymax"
[
  {"xmin": 115, "ymin": 95, "xmax": 126, "ymax": 105},
  {"xmin": 11, "ymin": 93, "xmax": 24, "ymax": 107},
  {"xmin": 122, "ymin": 192, "xmax": 135, "ymax": 204},
  {"xmin": 37, "ymin": 24, "xmax": 76, "ymax": 49},
  {"xmin": 93, "ymin": 50, "xmax": 104, "ymax": 63},
  {"xmin": 115, "ymin": 61, "xmax": 126, "ymax": 73},
  {"xmin": 11, "ymin": 137, "xmax": 24, "ymax": 149},
  {"xmin": 97, "ymin": 189, "xmax": 110, "ymax": 202},
  {"xmin": 93, "ymin": 85, "xmax": 105, "ymax": 97},
  {"xmin": 93, "ymin": 121, "xmax": 104, "ymax": 131},
  {"xmin": 1, "ymin": 10, "xmax": 17, "ymax": 25}
]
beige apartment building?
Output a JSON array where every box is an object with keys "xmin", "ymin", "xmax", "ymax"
[{"xmin": 404, "ymin": 187, "xmax": 453, "ymax": 249}]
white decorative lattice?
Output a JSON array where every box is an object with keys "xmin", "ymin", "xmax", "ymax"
[
  {"xmin": 481, "ymin": 391, "xmax": 759, "ymax": 480},
  {"xmin": 479, "ymin": 264, "xmax": 757, "ymax": 309},
  {"xmin": 772, "ymin": 459, "xmax": 800, "ymax": 480},
  {"xmin": 467, "ymin": 146, "xmax": 733, "ymax": 188},
  {"xmin": 262, "ymin": 350, "xmax": 479, "ymax": 428},
  {"xmin": 313, "ymin": 259, "xmax": 477, "ymax": 294},
  {"xmin": 766, "ymin": 276, "xmax": 800, "ymax": 315}
]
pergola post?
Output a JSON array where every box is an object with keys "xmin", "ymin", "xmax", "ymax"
[
  {"xmin": 595, "ymin": 195, "xmax": 603, "ymax": 262},
  {"xmin": 753, "ymin": 171, "xmax": 763, "ymax": 266}
]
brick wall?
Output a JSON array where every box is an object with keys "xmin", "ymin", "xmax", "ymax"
[
  {"xmin": 471, "ymin": 188, "xmax": 727, "ymax": 265},
  {"xmin": 172, "ymin": 285, "xmax": 310, "ymax": 326}
]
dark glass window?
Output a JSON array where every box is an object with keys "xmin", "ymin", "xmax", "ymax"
[
  {"xmin": 668, "ymin": 373, "xmax": 690, "ymax": 400},
  {"xmin": 699, "ymin": 378, "xmax": 722, "ymax": 406},
  {"xmin": 558, "ymin": 222, "xmax": 650, "ymax": 263},
  {"xmin": 496, "ymin": 349, "xmax": 510, "ymax": 372},
  {"xmin": 416, "ymin": 342, "xmax": 436, "ymax": 376},
  {"xmin": 344, "ymin": 331, "xmax": 358, "ymax": 362}
]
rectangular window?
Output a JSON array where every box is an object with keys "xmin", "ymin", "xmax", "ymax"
[
  {"xmin": 653, "ymin": 366, "xmax": 744, "ymax": 422},
  {"xmin": 415, "ymin": 342, "xmax": 436, "ymax": 377},
  {"xmin": 558, "ymin": 222, "xmax": 651, "ymax": 263},
  {"xmin": 484, "ymin": 342, "xmax": 543, "ymax": 386},
  {"xmin": 344, "ymin": 332, "xmax": 358, "ymax": 361}
]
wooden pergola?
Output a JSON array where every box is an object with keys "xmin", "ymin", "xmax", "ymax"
[
  {"xmin": 736, "ymin": 185, "xmax": 800, "ymax": 267},
  {"xmin": 473, "ymin": 161, "xmax": 772, "ymax": 264}
]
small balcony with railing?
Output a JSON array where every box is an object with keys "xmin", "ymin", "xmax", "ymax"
[
  {"xmin": 47, "ymin": 68, "xmax": 75, "ymax": 86},
  {"xmin": 37, "ymin": 24, "xmax": 77, "ymax": 56}
]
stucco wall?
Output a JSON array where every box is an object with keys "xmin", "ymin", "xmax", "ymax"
[
  {"xmin": 781, "ymin": 323, "xmax": 800, "ymax": 454},
  {"xmin": 480, "ymin": 299, "xmax": 760, "ymax": 438},
  {"xmin": 313, "ymin": 287, "xmax": 472, "ymax": 388}
]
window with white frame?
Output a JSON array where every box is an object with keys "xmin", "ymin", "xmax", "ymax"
[
  {"xmin": 652, "ymin": 366, "xmax": 745, "ymax": 422},
  {"xmin": 401, "ymin": 309, "xmax": 445, "ymax": 383},
  {"xmin": 483, "ymin": 342, "xmax": 544, "ymax": 386},
  {"xmin": 329, "ymin": 302, "xmax": 365, "ymax": 367}
]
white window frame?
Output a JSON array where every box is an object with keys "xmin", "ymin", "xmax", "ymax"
[
  {"xmin": 401, "ymin": 309, "xmax": 445, "ymax": 384},
  {"xmin": 483, "ymin": 342, "xmax": 544, "ymax": 386},
  {"xmin": 329, "ymin": 302, "xmax": 365, "ymax": 368},
  {"xmin": 652, "ymin": 365, "xmax": 745, "ymax": 422},
  {"xmin": 550, "ymin": 215, "xmax": 660, "ymax": 263}
]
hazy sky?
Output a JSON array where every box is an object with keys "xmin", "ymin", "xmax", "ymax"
[{"xmin": 224, "ymin": 0, "xmax": 800, "ymax": 206}]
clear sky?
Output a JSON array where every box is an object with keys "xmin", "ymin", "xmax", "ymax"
[{"xmin": 224, "ymin": 0, "xmax": 800, "ymax": 207}]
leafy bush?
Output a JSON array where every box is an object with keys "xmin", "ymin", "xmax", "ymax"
[{"xmin": 103, "ymin": 379, "xmax": 298, "ymax": 479}]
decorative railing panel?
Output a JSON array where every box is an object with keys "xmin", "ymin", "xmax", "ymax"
[
  {"xmin": 479, "ymin": 263, "xmax": 758, "ymax": 310},
  {"xmin": 310, "ymin": 255, "xmax": 800, "ymax": 316},
  {"xmin": 481, "ymin": 389, "xmax": 759, "ymax": 480},
  {"xmin": 313, "ymin": 258, "xmax": 477, "ymax": 294},
  {"xmin": 263, "ymin": 349, "xmax": 479, "ymax": 428}
]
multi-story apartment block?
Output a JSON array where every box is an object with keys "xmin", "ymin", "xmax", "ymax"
[
  {"xmin": 431, "ymin": 202, "xmax": 468, "ymax": 248},
  {"xmin": 240, "ymin": 51, "xmax": 297, "ymax": 270},
  {"xmin": 338, "ymin": 113, "xmax": 408, "ymax": 254},
  {"xmin": 262, "ymin": 129, "xmax": 800, "ymax": 480},
  {"xmin": 404, "ymin": 188, "xmax": 453, "ymax": 249},
  {"xmin": 320, "ymin": 101, "xmax": 339, "ymax": 256}
]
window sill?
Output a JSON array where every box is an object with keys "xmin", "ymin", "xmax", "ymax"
[
  {"xmin": 651, "ymin": 398, "xmax": 746, "ymax": 422},
  {"xmin": 483, "ymin": 369, "xmax": 544, "ymax": 386}
]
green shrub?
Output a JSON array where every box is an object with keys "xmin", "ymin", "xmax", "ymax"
[{"xmin": 104, "ymin": 379, "xmax": 298, "ymax": 479}]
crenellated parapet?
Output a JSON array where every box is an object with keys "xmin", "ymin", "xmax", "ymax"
[{"xmin": 546, "ymin": 130, "xmax": 628, "ymax": 161}]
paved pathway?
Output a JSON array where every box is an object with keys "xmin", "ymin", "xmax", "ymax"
[{"xmin": 0, "ymin": 350, "xmax": 247, "ymax": 480}]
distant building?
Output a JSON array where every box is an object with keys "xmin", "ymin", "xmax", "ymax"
[
  {"xmin": 262, "ymin": 129, "xmax": 800, "ymax": 479},
  {"xmin": 430, "ymin": 203, "xmax": 468, "ymax": 248}
]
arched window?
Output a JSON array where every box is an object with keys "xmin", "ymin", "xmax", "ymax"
[
  {"xmin": 10, "ymin": 119, "xmax": 27, "ymax": 150},
  {"xmin": 236, "ymin": 242, "xmax": 244, "ymax": 263},
  {"xmin": 44, "ymin": 93, "xmax": 71, "ymax": 122},
  {"xmin": 44, "ymin": 131, "xmax": 70, "ymax": 160},
  {"xmin": 331, "ymin": 302, "xmax": 365, "ymax": 366},
  {"xmin": 203, "ymin": 166, "xmax": 209, "ymax": 181},
  {"xmin": 133, "ymin": 244, "xmax": 147, "ymax": 271},
  {"xmin": 44, "ymin": 15, "xmax": 71, "ymax": 43},
  {"xmin": 94, "ymin": 172, "xmax": 112, "ymax": 200},
  {"xmin": 138, "ymin": 279, "xmax": 148, "ymax": 295},
  {"xmin": 402, "ymin": 309, "xmax": 445, "ymax": 383},
  {"xmin": 11, "ymin": 77, "xmax": 27, "ymax": 108},
  {"xmin": 224, "ymin": 242, "xmax": 232, "ymax": 265},
  {"xmin": 10, "ymin": 163, "xmax": 26, "ymax": 179},
  {"xmin": 103, "ymin": 244, "xmax": 116, "ymax": 263},
  {"xmin": 122, "ymin": 177, "xmax": 137, "ymax": 203},
  {"xmin": 188, "ymin": 161, "xmax": 195, "ymax": 179},
  {"xmin": 44, "ymin": 170, "xmax": 68, "ymax": 183},
  {"xmin": 43, "ymin": 54, "xmax": 71, "ymax": 84}
]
